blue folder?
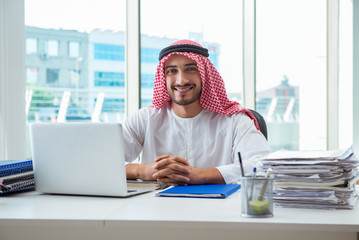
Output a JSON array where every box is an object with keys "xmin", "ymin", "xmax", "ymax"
[{"xmin": 156, "ymin": 184, "xmax": 241, "ymax": 199}]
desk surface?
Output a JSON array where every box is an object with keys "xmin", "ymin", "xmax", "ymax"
[{"xmin": 0, "ymin": 190, "xmax": 359, "ymax": 240}]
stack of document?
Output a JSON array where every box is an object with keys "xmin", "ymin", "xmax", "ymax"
[
  {"xmin": 127, "ymin": 179, "xmax": 171, "ymax": 190},
  {"xmin": 0, "ymin": 160, "xmax": 35, "ymax": 195},
  {"xmin": 259, "ymin": 146, "xmax": 359, "ymax": 209}
]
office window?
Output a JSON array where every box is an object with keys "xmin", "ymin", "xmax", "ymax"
[
  {"xmin": 26, "ymin": 67, "xmax": 38, "ymax": 84},
  {"xmin": 140, "ymin": 0, "xmax": 243, "ymax": 108},
  {"xmin": 25, "ymin": 0, "xmax": 127, "ymax": 161},
  {"xmin": 70, "ymin": 69, "xmax": 80, "ymax": 87},
  {"xmin": 208, "ymin": 51, "xmax": 219, "ymax": 69},
  {"xmin": 94, "ymin": 71, "xmax": 125, "ymax": 87},
  {"xmin": 69, "ymin": 41, "xmax": 80, "ymax": 58},
  {"xmin": 101, "ymin": 98, "xmax": 124, "ymax": 113},
  {"xmin": 26, "ymin": 38, "xmax": 37, "ymax": 54},
  {"xmin": 46, "ymin": 40, "xmax": 59, "ymax": 56},
  {"xmin": 94, "ymin": 43, "xmax": 125, "ymax": 61},
  {"xmin": 256, "ymin": 0, "xmax": 327, "ymax": 151},
  {"xmin": 141, "ymin": 73, "xmax": 154, "ymax": 89},
  {"xmin": 46, "ymin": 69, "xmax": 59, "ymax": 84},
  {"xmin": 96, "ymin": 98, "xmax": 125, "ymax": 123},
  {"xmin": 25, "ymin": 0, "xmax": 126, "ymax": 138},
  {"xmin": 141, "ymin": 48, "xmax": 161, "ymax": 64}
]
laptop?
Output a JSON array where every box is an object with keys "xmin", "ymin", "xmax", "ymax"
[{"xmin": 29, "ymin": 122, "xmax": 151, "ymax": 197}]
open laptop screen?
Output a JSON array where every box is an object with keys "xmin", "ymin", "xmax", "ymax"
[{"xmin": 29, "ymin": 122, "xmax": 130, "ymax": 197}]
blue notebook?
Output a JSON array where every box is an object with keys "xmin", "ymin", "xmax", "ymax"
[
  {"xmin": 0, "ymin": 160, "xmax": 35, "ymax": 195},
  {"xmin": 0, "ymin": 160, "xmax": 33, "ymax": 170},
  {"xmin": 0, "ymin": 160, "xmax": 33, "ymax": 177},
  {"xmin": 156, "ymin": 184, "xmax": 240, "ymax": 199}
]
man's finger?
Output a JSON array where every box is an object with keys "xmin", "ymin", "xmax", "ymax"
[
  {"xmin": 154, "ymin": 154, "xmax": 172, "ymax": 162},
  {"xmin": 154, "ymin": 156, "xmax": 189, "ymax": 167},
  {"xmin": 156, "ymin": 174, "xmax": 190, "ymax": 184},
  {"xmin": 155, "ymin": 162, "xmax": 190, "ymax": 174}
]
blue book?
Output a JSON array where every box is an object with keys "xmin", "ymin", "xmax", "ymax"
[
  {"xmin": 0, "ymin": 160, "xmax": 33, "ymax": 177},
  {"xmin": 156, "ymin": 184, "xmax": 241, "ymax": 199},
  {"xmin": 0, "ymin": 160, "xmax": 35, "ymax": 195}
]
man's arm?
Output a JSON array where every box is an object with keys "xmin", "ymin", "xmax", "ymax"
[{"xmin": 126, "ymin": 163, "xmax": 157, "ymax": 181}]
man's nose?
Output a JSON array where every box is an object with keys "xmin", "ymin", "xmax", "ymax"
[{"xmin": 175, "ymin": 70, "xmax": 187, "ymax": 85}]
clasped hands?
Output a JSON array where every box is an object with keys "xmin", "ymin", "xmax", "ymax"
[
  {"xmin": 128, "ymin": 154, "xmax": 225, "ymax": 185},
  {"xmin": 151, "ymin": 154, "xmax": 193, "ymax": 185},
  {"xmin": 141, "ymin": 154, "xmax": 224, "ymax": 185}
]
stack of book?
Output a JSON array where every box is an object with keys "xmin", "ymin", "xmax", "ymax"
[
  {"xmin": 0, "ymin": 160, "xmax": 35, "ymax": 195},
  {"xmin": 127, "ymin": 179, "xmax": 171, "ymax": 190},
  {"xmin": 259, "ymin": 146, "xmax": 359, "ymax": 209}
]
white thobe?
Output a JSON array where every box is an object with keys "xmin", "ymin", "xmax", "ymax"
[{"xmin": 123, "ymin": 102, "xmax": 271, "ymax": 184}]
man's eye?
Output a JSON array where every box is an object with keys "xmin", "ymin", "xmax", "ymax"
[
  {"xmin": 186, "ymin": 67, "xmax": 198, "ymax": 72},
  {"xmin": 166, "ymin": 69, "xmax": 177, "ymax": 74}
]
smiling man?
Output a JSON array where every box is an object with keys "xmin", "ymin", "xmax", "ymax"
[
  {"xmin": 164, "ymin": 55, "xmax": 202, "ymax": 117},
  {"xmin": 123, "ymin": 40, "xmax": 270, "ymax": 185}
]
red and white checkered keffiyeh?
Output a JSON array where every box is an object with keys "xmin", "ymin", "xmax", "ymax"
[{"xmin": 152, "ymin": 40, "xmax": 259, "ymax": 130}]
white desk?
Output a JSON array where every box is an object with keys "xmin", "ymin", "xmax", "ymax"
[{"xmin": 0, "ymin": 190, "xmax": 358, "ymax": 240}]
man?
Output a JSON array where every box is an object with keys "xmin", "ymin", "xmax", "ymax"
[{"xmin": 123, "ymin": 40, "xmax": 270, "ymax": 185}]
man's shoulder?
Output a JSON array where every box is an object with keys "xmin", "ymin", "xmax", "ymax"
[
  {"xmin": 206, "ymin": 110, "xmax": 253, "ymax": 128},
  {"xmin": 231, "ymin": 110, "xmax": 254, "ymax": 122},
  {"xmin": 128, "ymin": 105, "xmax": 170, "ymax": 120},
  {"xmin": 203, "ymin": 108, "xmax": 248, "ymax": 119},
  {"xmin": 231, "ymin": 110, "xmax": 250, "ymax": 118}
]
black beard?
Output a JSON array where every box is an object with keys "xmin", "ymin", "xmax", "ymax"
[{"xmin": 167, "ymin": 85, "xmax": 202, "ymax": 106}]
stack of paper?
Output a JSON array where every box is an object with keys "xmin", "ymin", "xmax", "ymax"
[
  {"xmin": 0, "ymin": 160, "xmax": 35, "ymax": 195},
  {"xmin": 127, "ymin": 179, "xmax": 171, "ymax": 190},
  {"xmin": 259, "ymin": 146, "xmax": 359, "ymax": 209}
]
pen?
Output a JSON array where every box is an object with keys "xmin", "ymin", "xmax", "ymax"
[
  {"xmin": 238, "ymin": 152, "xmax": 250, "ymax": 213},
  {"xmin": 258, "ymin": 168, "xmax": 272, "ymax": 201},
  {"xmin": 249, "ymin": 167, "xmax": 256, "ymax": 200},
  {"xmin": 238, "ymin": 152, "xmax": 245, "ymax": 177}
]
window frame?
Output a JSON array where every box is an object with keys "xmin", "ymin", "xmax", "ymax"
[{"xmin": 1, "ymin": 0, "xmax": 359, "ymax": 160}]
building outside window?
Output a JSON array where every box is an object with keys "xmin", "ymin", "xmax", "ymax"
[
  {"xmin": 101, "ymin": 98, "xmax": 125, "ymax": 113},
  {"xmin": 25, "ymin": 0, "xmax": 127, "ymax": 156},
  {"xmin": 141, "ymin": 48, "xmax": 161, "ymax": 63},
  {"xmin": 26, "ymin": 67, "xmax": 38, "ymax": 84},
  {"xmin": 20, "ymin": 0, "xmax": 355, "ymax": 160},
  {"xmin": 70, "ymin": 69, "xmax": 80, "ymax": 87},
  {"xmin": 94, "ymin": 71, "xmax": 125, "ymax": 87},
  {"xmin": 256, "ymin": 0, "xmax": 327, "ymax": 151},
  {"xmin": 141, "ymin": 73, "xmax": 154, "ymax": 89},
  {"xmin": 46, "ymin": 69, "xmax": 59, "ymax": 84},
  {"xmin": 26, "ymin": 38, "xmax": 37, "ymax": 54},
  {"xmin": 94, "ymin": 43, "xmax": 124, "ymax": 61},
  {"xmin": 46, "ymin": 40, "xmax": 59, "ymax": 56},
  {"xmin": 69, "ymin": 41, "xmax": 80, "ymax": 58}
]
